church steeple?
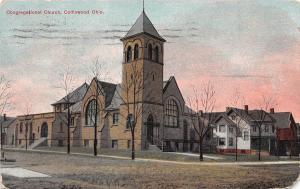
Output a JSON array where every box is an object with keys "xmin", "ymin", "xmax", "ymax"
[{"xmin": 121, "ymin": 11, "xmax": 166, "ymax": 42}]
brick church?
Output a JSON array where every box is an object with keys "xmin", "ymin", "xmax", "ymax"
[{"xmin": 14, "ymin": 10, "xmax": 197, "ymax": 151}]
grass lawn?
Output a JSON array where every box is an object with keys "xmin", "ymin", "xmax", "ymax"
[
  {"xmin": 1, "ymin": 151, "xmax": 299, "ymax": 189},
  {"xmin": 29, "ymin": 146, "xmax": 299, "ymax": 162}
]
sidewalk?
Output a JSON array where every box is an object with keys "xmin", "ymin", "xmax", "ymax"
[{"xmin": 3, "ymin": 148, "xmax": 299, "ymax": 166}]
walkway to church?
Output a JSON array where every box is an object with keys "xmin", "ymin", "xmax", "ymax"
[{"xmin": 3, "ymin": 148, "xmax": 298, "ymax": 166}]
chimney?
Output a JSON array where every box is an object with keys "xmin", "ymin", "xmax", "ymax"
[
  {"xmin": 3, "ymin": 114, "xmax": 6, "ymax": 121},
  {"xmin": 244, "ymin": 105, "xmax": 248, "ymax": 114},
  {"xmin": 270, "ymin": 108, "xmax": 275, "ymax": 114}
]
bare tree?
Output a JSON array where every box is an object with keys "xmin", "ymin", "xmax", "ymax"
[
  {"xmin": 55, "ymin": 63, "xmax": 78, "ymax": 154},
  {"xmin": 118, "ymin": 62, "xmax": 144, "ymax": 160},
  {"xmin": 0, "ymin": 75, "xmax": 12, "ymax": 151},
  {"xmin": 229, "ymin": 88, "xmax": 246, "ymax": 161},
  {"xmin": 23, "ymin": 99, "xmax": 32, "ymax": 150},
  {"xmin": 87, "ymin": 57, "xmax": 110, "ymax": 156},
  {"xmin": 187, "ymin": 82, "xmax": 216, "ymax": 161},
  {"xmin": 254, "ymin": 95, "xmax": 277, "ymax": 161}
]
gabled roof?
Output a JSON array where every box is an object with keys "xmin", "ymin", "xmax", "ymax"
[
  {"xmin": 97, "ymin": 80, "xmax": 117, "ymax": 107},
  {"xmin": 106, "ymin": 84, "xmax": 122, "ymax": 110},
  {"xmin": 214, "ymin": 113, "xmax": 236, "ymax": 126},
  {"xmin": 52, "ymin": 83, "xmax": 89, "ymax": 105},
  {"xmin": 226, "ymin": 107, "xmax": 275, "ymax": 124},
  {"xmin": 121, "ymin": 11, "xmax": 166, "ymax": 42},
  {"xmin": 272, "ymin": 112, "xmax": 293, "ymax": 129}
]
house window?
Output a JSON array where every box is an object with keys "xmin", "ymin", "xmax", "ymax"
[
  {"xmin": 229, "ymin": 126, "xmax": 234, "ymax": 133},
  {"xmin": 148, "ymin": 44, "xmax": 152, "ymax": 60},
  {"xmin": 126, "ymin": 46, "xmax": 132, "ymax": 62},
  {"xmin": 219, "ymin": 125, "xmax": 226, "ymax": 133},
  {"xmin": 243, "ymin": 131, "xmax": 249, "ymax": 141},
  {"xmin": 127, "ymin": 140, "xmax": 131, "ymax": 149},
  {"xmin": 84, "ymin": 139, "xmax": 89, "ymax": 147},
  {"xmin": 113, "ymin": 113, "xmax": 119, "ymax": 125},
  {"xmin": 264, "ymin": 125, "xmax": 269, "ymax": 133},
  {"xmin": 112, "ymin": 140, "xmax": 118, "ymax": 149},
  {"xmin": 229, "ymin": 138, "xmax": 234, "ymax": 146},
  {"xmin": 71, "ymin": 117, "xmax": 75, "ymax": 126},
  {"xmin": 272, "ymin": 125, "xmax": 275, "ymax": 133},
  {"xmin": 231, "ymin": 115, "xmax": 236, "ymax": 121},
  {"xmin": 218, "ymin": 138, "xmax": 226, "ymax": 146},
  {"xmin": 19, "ymin": 139, "xmax": 22, "ymax": 145},
  {"xmin": 85, "ymin": 99, "xmax": 99, "ymax": 126},
  {"xmin": 164, "ymin": 99, "xmax": 179, "ymax": 127},
  {"xmin": 134, "ymin": 44, "xmax": 139, "ymax": 60},
  {"xmin": 253, "ymin": 126, "xmax": 257, "ymax": 132},
  {"xmin": 20, "ymin": 122, "xmax": 23, "ymax": 133}
]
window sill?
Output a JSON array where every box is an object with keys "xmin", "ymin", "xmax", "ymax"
[{"xmin": 84, "ymin": 125, "xmax": 95, "ymax": 127}]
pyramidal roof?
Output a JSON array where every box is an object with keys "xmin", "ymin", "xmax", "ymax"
[{"xmin": 121, "ymin": 11, "xmax": 166, "ymax": 42}]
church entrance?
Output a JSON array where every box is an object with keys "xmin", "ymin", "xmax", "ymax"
[
  {"xmin": 147, "ymin": 115, "xmax": 154, "ymax": 145},
  {"xmin": 41, "ymin": 123, "xmax": 48, "ymax": 138}
]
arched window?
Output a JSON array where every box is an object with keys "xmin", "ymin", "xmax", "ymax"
[
  {"xmin": 154, "ymin": 46, "xmax": 159, "ymax": 62},
  {"xmin": 127, "ymin": 46, "xmax": 132, "ymax": 62},
  {"xmin": 85, "ymin": 99, "xmax": 99, "ymax": 126},
  {"xmin": 148, "ymin": 44, "xmax": 152, "ymax": 60},
  {"xmin": 134, "ymin": 44, "xmax": 139, "ymax": 60},
  {"xmin": 164, "ymin": 99, "xmax": 179, "ymax": 127}
]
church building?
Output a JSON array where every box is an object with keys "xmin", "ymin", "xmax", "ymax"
[{"xmin": 14, "ymin": 10, "xmax": 204, "ymax": 152}]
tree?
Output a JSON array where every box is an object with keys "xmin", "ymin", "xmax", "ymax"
[
  {"xmin": 87, "ymin": 57, "xmax": 110, "ymax": 156},
  {"xmin": 229, "ymin": 88, "xmax": 246, "ymax": 161},
  {"xmin": 118, "ymin": 62, "xmax": 144, "ymax": 160},
  {"xmin": 56, "ymin": 63, "xmax": 78, "ymax": 154},
  {"xmin": 254, "ymin": 95, "xmax": 277, "ymax": 161},
  {"xmin": 23, "ymin": 99, "xmax": 32, "ymax": 150},
  {"xmin": 187, "ymin": 82, "xmax": 216, "ymax": 161},
  {"xmin": 0, "ymin": 75, "xmax": 12, "ymax": 151}
]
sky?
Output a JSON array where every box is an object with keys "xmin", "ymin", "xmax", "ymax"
[{"xmin": 0, "ymin": 0, "xmax": 300, "ymax": 120}]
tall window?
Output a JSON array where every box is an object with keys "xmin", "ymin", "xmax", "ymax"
[
  {"xmin": 126, "ymin": 114, "xmax": 133, "ymax": 129},
  {"xmin": 134, "ymin": 44, "xmax": 139, "ymax": 60},
  {"xmin": 85, "ymin": 99, "xmax": 99, "ymax": 126},
  {"xmin": 20, "ymin": 122, "xmax": 23, "ymax": 133},
  {"xmin": 113, "ymin": 113, "xmax": 119, "ymax": 125},
  {"xmin": 127, "ymin": 46, "xmax": 132, "ymax": 62},
  {"xmin": 165, "ymin": 99, "xmax": 179, "ymax": 127},
  {"xmin": 228, "ymin": 138, "xmax": 234, "ymax": 146},
  {"xmin": 264, "ymin": 125, "xmax": 269, "ymax": 133},
  {"xmin": 154, "ymin": 46, "xmax": 159, "ymax": 62},
  {"xmin": 148, "ymin": 44, "xmax": 153, "ymax": 60},
  {"xmin": 243, "ymin": 131, "xmax": 249, "ymax": 141}
]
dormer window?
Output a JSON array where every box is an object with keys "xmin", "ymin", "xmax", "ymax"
[
  {"xmin": 126, "ymin": 46, "xmax": 132, "ymax": 62},
  {"xmin": 134, "ymin": 44, "xmax": 139, "ymax": 60}
]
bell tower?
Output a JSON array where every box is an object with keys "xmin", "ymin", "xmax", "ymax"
[{"xmin": 120, "ymin": 10, "xmax": 166, "ymax": 149}]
